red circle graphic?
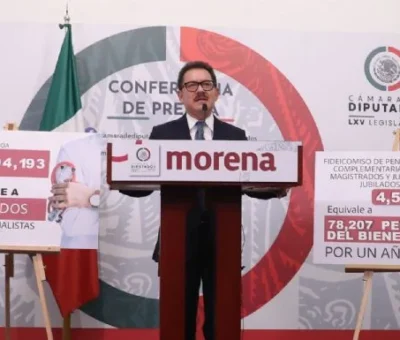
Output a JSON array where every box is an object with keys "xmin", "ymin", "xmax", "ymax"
[{"xmin": 180, "ymin": 27, "xmax": 324, "ymax": 319}]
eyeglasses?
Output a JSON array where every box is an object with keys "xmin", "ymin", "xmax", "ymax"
[{"xmin": 183, "ymin": 80, "xmax": 215, "ymax": 92}]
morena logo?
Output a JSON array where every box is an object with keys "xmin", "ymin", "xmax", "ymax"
[{"xmin": 166, "ymin": 151, "xmax": 276, "ymax": 171}]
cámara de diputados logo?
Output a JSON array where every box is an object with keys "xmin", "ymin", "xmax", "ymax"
[
  {"xmin": 348, "ymin": 46, "xmax": 400, "ymax": 128},
  {"xmin": 136, "ymin": 147, "xmax": 151, "ymax": 162},
  {"xmin": 365, "ymin": 46, "xmax": 400, "ymax": 92}
]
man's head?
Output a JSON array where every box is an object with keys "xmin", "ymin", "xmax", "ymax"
[{"xmin": 177, "ymin": 61, "xmax": 219, "ymax": 120}]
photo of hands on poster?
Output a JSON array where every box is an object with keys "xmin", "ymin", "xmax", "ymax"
[{"xmin": 47, "ymin": 133, "xmax": 104, "ymax": 249}]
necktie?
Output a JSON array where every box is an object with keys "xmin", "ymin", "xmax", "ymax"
[
  {"xmin": 195, "ymin": 121, "xmax": 205, "ymax": 140},
  {"xmin": 194, "ymin": 121, "xmax": 206, "ymax": 210}
]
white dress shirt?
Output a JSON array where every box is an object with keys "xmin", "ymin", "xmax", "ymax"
[{"xmin": 186, "ymin": 113, "xmax": 214, "ymax": 140}]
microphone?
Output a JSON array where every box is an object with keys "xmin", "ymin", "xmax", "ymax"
[{"xmin": 202, "ymin": 103, "xmax": 208, "ymax": 121}]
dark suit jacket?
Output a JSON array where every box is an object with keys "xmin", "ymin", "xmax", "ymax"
[{"xmin": 120, "ymin": 114, "xmax": 283, "ymax": 262}]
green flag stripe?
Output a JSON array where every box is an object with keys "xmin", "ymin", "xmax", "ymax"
[{"xmin": 39, "ymin": 24, "xmax": 82, "ymax": 131}]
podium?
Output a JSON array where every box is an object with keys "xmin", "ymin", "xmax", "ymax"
[{"xmin": 107, "ymin": 139, "xmax": 302, "ymax": 340}]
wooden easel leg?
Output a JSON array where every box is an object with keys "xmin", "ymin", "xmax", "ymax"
[
  {"xmin": 32, "ymin": 254, "xmax": 54, "ymax": 340},
  {"xmin": 62, "ymin": 314, "xmax": 72, "ymax": 340},
  {"xmin": 392, "ymin": 129, "xmax": 400, "ymax": 152},
  {"xmin": 353, "ymin": 271, "xmax": 373, "ymax": 340},
  {"xmin": 4, "ymin": 254, "xmax": 14, "ymax": 340}
]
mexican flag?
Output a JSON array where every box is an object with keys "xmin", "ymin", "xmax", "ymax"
[{"xmin": 40, "ymin": 23, "xmax": 100, "ymax": 318}]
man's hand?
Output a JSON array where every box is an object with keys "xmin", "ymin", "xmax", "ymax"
[
  {"xmin": 49, "ymin": 182, "xmax": 96, "ymax": 209},
  {"xmin": 275, "ymin": 188, "xmax": 289, "ymax": 198},
  {"xmin": 242, "ymin": 186, "xmax": 290, "ymax": 201}
]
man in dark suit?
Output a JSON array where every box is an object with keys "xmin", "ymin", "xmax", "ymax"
[{"xmin": 120, "ymin": 60, "xmax": 287, "ymax": 340}]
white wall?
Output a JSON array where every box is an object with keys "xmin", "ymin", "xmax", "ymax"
[{"xmin": 0, "ymin": 0, "xmax": 398, "ymax": 33}]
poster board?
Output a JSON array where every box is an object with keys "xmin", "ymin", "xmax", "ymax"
[
  {"xmin": 313, "ymin": 150, "xmax": 400, "ymax": 266},
  {"xmin": 313, "ymin": 146, "xmax": 400, "ymax": 340},
  {"xmin": 0, "ymin": 130, "xmax": 103, "ymax": 252}
]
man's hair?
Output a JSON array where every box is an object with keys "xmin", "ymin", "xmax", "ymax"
[{"xmin": 177, "ymin": 60, "xmax": 217, "ymax": 90}]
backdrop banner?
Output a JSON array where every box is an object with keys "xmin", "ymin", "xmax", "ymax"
[{"xmin": 1, "ymin": 23, "xmax": 400, "ymax": 335}]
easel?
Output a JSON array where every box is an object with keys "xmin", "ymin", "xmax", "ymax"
[
  {"xmin": 2, "ymin": 123, "xmax": 59, "ymax": 340},
  {"xmin": 345, "ymin": 128, "xmax": 400, "ymax": 340}
]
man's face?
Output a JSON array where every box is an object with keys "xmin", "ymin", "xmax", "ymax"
[{"xmin": 178, "ymin": 68, "xmax": 219, "ymax": 119}]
